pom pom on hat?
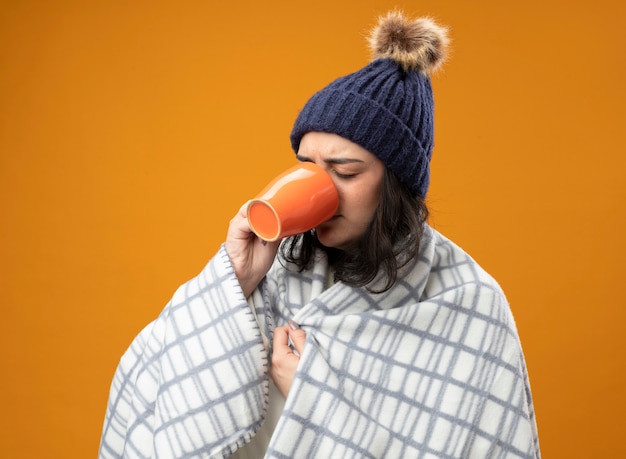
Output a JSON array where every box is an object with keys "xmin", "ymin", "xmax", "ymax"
[
  {"xmin": 368, "ymin": 11, "xmax": 449, "ymax": 73},
  {"xmin": 290, "ymin": 11, "xmax": 449, "ymax": 198}
]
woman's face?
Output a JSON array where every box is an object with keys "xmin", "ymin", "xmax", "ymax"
[{"xmin": 297, "ymin": 131, "xmax": 385, "ymax": 250}]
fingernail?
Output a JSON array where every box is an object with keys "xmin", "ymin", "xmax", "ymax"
[{"xmin": 288, "ymin": 319, "xmax": 301, "ymax": 331}]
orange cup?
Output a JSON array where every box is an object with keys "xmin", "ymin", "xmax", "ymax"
[{"xmin": 247, "ymin": 162, "xmax": 339, "ymax": 242}]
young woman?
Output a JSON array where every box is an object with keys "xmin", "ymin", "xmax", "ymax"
[{"xmin": 99, "ymin": 11, "xmax": 540, "ymax": 459}]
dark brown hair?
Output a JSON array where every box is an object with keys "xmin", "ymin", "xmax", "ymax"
[{"xmin": 280, "ymin": 168, "xmax": 429, "ymax": 293}]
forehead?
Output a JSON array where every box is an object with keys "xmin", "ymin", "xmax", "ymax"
[{"xmin": 299, "ymin": 131, "xmax": 376, "ymax": 162}]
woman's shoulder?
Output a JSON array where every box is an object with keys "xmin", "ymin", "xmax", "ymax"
[
  {"xmin": 422, "ymin": 225, "xmax": 511, "ymax": 320},
  {"xmin": 426, "ymin": 225, "xmax": 504, "ymax": 290}
]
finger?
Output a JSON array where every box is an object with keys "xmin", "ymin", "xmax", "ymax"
[
  {"xmin": 228, "ymin": 201, "xmax": 254, "ymax": 239},
  {"xmin": 288, "ymin": 320, "xmax": 307, "ymax": 356},
  {"xmin": 237, "ymin": 200, "xmax": 250, "ymax": 216},
  {"xmin": 272, "ymin": 326, "xmax": 292, "ymax": 356}
]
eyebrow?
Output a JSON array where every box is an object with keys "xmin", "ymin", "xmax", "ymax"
[{"xmin": 296, "ymin": 154, "xmax": 365, "ymax": 165}]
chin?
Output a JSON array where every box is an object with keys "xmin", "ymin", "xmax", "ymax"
[{"xmin": 315, "ymin": 225, "xmax": 352, "ymax": 250}]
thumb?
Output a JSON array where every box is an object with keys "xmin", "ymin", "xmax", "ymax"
[{"xmin": 288, "ymin": 320, "xmax": 307, "ymax": 355}]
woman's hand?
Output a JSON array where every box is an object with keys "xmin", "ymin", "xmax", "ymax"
[
  {"xmin": 225, "ymin": 201, "xmax": 280, "ymax": 298},
  {"xmin": 270, "ymin": 320, "xmax": 306, "ymax": 398}
]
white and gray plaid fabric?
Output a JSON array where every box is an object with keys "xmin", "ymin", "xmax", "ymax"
[{"xmin": 99, "ymin": 225, "xmax": 540, "ymax": 458}]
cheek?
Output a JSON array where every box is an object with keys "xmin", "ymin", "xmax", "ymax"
[
  {"xmin": 334, "ymin": 175, "xmax": 382, "ymax": 215},
  {"xmin": 361, "ymin": 181, "xmax": 382, "ymax": 210},
  {"xmin": 339, "ymin": 184, "xmax": 377, "ymax": 219}
]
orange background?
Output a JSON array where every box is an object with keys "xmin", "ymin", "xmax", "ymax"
[{"xmin": 1, "ymin": 1, "xmax": 624, "ymax": 457}]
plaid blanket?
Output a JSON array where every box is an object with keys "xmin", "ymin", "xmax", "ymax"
[{"xmin": 99, "ymin": 225, "xmax": 540, "ymax": 458}]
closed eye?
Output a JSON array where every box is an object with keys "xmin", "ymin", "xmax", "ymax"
[{"xmin": 334, "ymin": 171, "xmax": 358, "ymax": 179}]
